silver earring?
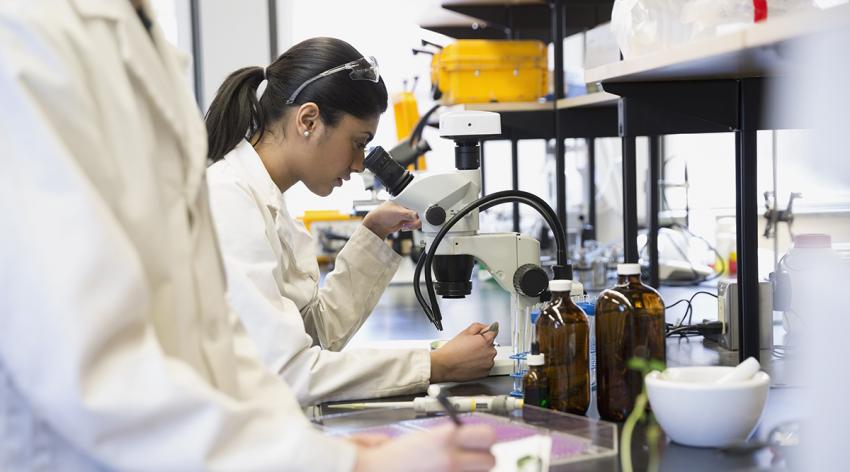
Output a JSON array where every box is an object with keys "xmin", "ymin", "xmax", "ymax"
[{"xmin": 303, "ymin": 131, "xmax": 310, "ymax": 137}]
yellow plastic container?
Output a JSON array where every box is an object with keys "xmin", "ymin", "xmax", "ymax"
[
  {"xmin": 393, "ymin": 91, "xmax": 419, "ymax": 141},
  {"xmin": 298, "ymin": 210, "xmax": 357, "ymax": 233},
  {"xmin": 431, "ymin": 40, "xmax": 548, "ymax": 104},
  {"xmin": 392, "ymin": 91, "xmax": 427, "ymax": 170}
]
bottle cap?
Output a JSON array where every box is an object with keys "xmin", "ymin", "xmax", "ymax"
[
  {"xmin": 548, "ymin": 279, "xmax": 572, "ymax": 293},
  {"xmin": 527, "ymin": 353, "xmax": 545, "ymax": 366},
  {"xmin": 617, "ymin": 263, "xmax": 641, "ymax": 276}
]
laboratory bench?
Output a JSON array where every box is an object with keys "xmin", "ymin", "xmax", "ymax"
[{"xmin": 330, "ymin": 280, "xmax": 801, "ymax": 471}]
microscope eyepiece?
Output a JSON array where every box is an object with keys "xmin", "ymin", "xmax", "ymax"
[{"xmin": 364, "ymin": 146, "xmax": 414, "ymax": 197}]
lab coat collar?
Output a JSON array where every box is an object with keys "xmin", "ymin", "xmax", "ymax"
[
  {"xmin": 70, "ymin": 0, "xmax": 206, "ymax": 205},
  {"xmin": 227, "ymin": 140, "xmax": 284, "ymax": 214},
  {"xmin": 70, "ymin": 0, "xmax": 126, "ymax": 19}
]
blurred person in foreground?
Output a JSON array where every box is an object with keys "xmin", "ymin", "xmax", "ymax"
[{"xmin": 0, "ymin": 0, "xmax": 494, "ymax": 470}]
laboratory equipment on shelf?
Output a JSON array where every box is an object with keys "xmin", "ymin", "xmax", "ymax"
[
  {"xmin": 537, "ymin": 279, "xmax": 590, "ymax": 416},
  {"xmin": 364, "ymin": 110, "xmax": 570, "ymax": 398},
  {"xmin": 595, "ymin": 263, "xmax": 666, "ymax": 422},
  {"xmin": 762, "ymin": 191, "xmax": 802, "ymax": 240},
  {"xmin": 708, "ymin": 279, "xmax": 773, "ymax": 352}
]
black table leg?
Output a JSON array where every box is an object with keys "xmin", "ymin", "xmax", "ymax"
[
  {"xmin": 511, "ymin": 139, "xmax": 520, "ymax": 233},
  {"xmin": 587, "ymin": 137, "xmax": 597, "ymax": 241},
  {"xmin": 551, "ymin": 0, "xmax": 567, "ymax": 245},
  {"xmin": 648, "ymin": 136, "xmax": 662, "ymax": 288},
  {"xmin": 735, "ymin": 128, "xmax": 760, "ymax": 362}
]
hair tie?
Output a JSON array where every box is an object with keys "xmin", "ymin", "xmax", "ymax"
[{"xmin": 256, "ymin": 67, "xmax": 269, "ymax": 101}]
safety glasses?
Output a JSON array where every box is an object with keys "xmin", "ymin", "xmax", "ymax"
[{"xmin": 286, "ymin": 56, "xmax": 380, "ymax": 104}]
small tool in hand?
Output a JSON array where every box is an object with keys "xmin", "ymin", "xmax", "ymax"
[
  {"xmin": 478, "ymin": 321, "xmax": 499, "ymax": 337},
  {"xmin": 436, "ymin": 394, "xmax": 463, "ymax": 426}
]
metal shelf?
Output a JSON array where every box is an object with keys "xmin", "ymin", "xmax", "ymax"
[
  {"xmin": 585, "ymin": 4, "xmax": 850, "ymax": 84},
  {"xmin": 449, "ymin": 92, "xmax": 618, "ymax": 140},
  {"xmin": 441, "ymin": 0, "xmax": 614, "ymax": 41},
  {"xmin": 590, "ymin": 4, "xmax": 850, "ymax": 362}
]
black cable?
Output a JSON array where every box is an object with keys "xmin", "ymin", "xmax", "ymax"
[
  {"xmin": 480, "ymin": 194, "xmax": 565, "ymax": 264},
  {"xmin": 423, "ymin": 195, "xmax": 562, "ymax": 327},
  {"xmin": 417, "ymin": 191, "xmax": 567, "ymax": 329},
  {"xmin": 409, "ymin": 104, "xmax": 441, "ymax": 145},
  {"xmin": 412, "ymin": 246, "xmax": 438, "ymax": 329},
  {"xmin": 666, "ymin": 321, "xmax": 722, "ymax": 338},
  {"xmin": 665, "ymin": 299, "xmax": 691, "ymax": 311},
  {"xmin": 666, "ymin": 291, "xmax": 718, "ymax": 328},
  {"xmin": 683, "ymin": 291, "xmax": 717, "ymax": 326},
  {"xmin": 667, "ymin": 299, "xmax": 694, "ymax": 328}
]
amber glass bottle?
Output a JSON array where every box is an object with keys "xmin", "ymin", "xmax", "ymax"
[
  {"xmin": 523, "ymin": 351, "xmax": 549, "ymax": 408},
  {"xmin": 595, "ymin": 263, "xmax": 666, "ymax": 422},
  {"xmin": 536, "ymin": 279, "xmax": 590, "ymax": 415}
]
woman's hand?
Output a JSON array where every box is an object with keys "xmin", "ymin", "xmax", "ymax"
[
  {"xmin": 362, "ymin": 201, "xmax": 421, "ymax": 239},
  {"xmin": 430, "ymin": 323, "xmax": 498, "ymax": 383},
  {"xmin": 353, "ymin": 423, "xmax": 496, "ymax": 472}
]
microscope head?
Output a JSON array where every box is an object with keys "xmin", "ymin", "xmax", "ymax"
[
  {"xmin": 438, "ymin": 111, "xmax": 501, "ymax": 141},
  {"xmin": 439, "ymin": 111, "xmax": 501, "ymax": 170},
  {"xmin": 429, "ymin": 111, "xmax": 502, "ymax": 297},
  {"xmin": 363, "ymin": 146, "xmax": 475, "ymax": 298},
  {"xmin": 364, "ymin": 111, "xmax": 515, "ymax": 302}
]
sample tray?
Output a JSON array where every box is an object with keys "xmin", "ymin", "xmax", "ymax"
[{"xmin": 314, "ymin": 406, "xmax": 617, "ymax": 466}]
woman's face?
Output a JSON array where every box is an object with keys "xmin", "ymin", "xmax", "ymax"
[{"xmin": 302, "ymin": 113, "xmax": 379, "ymax": 197}]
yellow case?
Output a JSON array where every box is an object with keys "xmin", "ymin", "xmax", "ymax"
[{"xmin": 431, "ymin": 40, "xmax": 548, "ymax": 104}]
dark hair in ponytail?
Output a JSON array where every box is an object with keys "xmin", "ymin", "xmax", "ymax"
[{"xmin": 205, "ymin": 37, "xmax": 389, "ymax": 162}]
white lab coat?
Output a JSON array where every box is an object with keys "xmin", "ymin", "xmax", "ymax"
[
  {"xmin": 207, "ymin": 140, "xmax": 431, "ymax": 406},
  {"xmin": 0, "ymin": 0, "xmax": 354, "ymax": 470}
]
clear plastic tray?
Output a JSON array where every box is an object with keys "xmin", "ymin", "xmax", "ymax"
[{"xmin": 312, "ymin": 405, "xmax": 617, "ymax": 466}]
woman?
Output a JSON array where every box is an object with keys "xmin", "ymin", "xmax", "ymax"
[
  {"xmin": 205, "ymin": 37, "xmax": 497, "ymax": 406},
  {"xmin": 0, "ymin": 2, "xmax": 494, "ymax": 470}
]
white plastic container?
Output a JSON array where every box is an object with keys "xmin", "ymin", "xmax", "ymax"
[{"xmin": 775, "ymin": 234, "xmax": 843, "ymax": 343}]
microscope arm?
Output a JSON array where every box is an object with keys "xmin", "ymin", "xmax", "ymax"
[
  {"xmin": 442, "ymin": 233, "xmax": 542, "ymax": 309},
  {"xmin": 394, "ymin": 173, "xmax": 470, "ymax": 215},
  {"xmin": 392, "ymin": 171, "xmax": 481, "ymax": 234}
]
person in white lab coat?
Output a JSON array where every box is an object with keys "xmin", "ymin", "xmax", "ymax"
[
  {"xmin": 0, "ymin": 0, "xmax": 495, "ymax": 470},
  {"xmin": 205, "ymin": 37, "xmax": 498, "ymax": 406}
]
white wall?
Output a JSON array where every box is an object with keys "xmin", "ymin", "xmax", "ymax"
[
  {"xmin": 277, "ymin": 0, "xmax": 459, "ymax": 217},
  {"xmin": 198, "ymin": 1, "xmax": 270, "ymax": 110},
  {"xmin": 150, "ymin": 0, "xmax": 195, "ymax": 97}
]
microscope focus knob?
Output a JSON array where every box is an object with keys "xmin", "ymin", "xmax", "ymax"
[
  {"xmin": 425, "ymin": 205, "xmax": 447, "ymax": 226},
  {"xmin": 513, "ymin": 264, "xmax": 548, "ymax": 298}
]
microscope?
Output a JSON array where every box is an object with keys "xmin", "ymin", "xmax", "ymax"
[{"xmin": 365, "ymin": 110, "xmax": 570, "ymax": 393}]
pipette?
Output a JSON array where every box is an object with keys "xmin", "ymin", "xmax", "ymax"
[{"xmin": 327, "ymin": 395, "xmax": 523, "ymax": 414}]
